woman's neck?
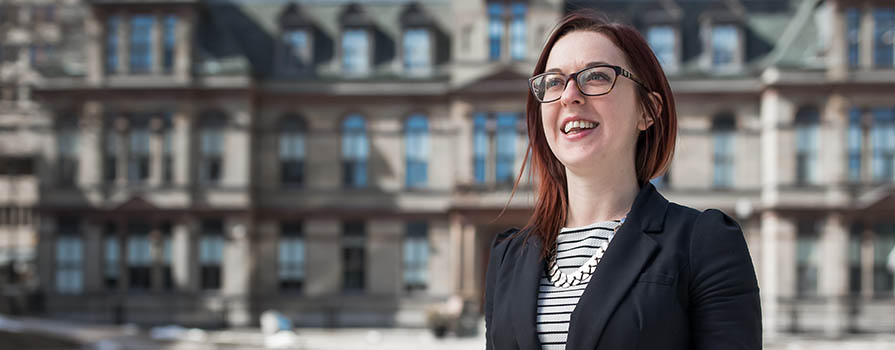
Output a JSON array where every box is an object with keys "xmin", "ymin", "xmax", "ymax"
[{"xmin": 564, "ymin": 164, "xmax": 640, "ymax": 228}]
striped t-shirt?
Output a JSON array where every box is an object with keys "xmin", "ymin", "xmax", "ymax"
[{"xmin": 536, "ymin": 219, "xmax": 622, "ymax": 350}]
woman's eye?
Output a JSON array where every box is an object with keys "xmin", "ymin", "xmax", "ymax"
[
  {"xmin": 546, "ymin": 77, "xmax": 565, "ymax": 88},
  {"xmin": 582, "ymin": 72, "xmax": 610, "ymax": 83}
]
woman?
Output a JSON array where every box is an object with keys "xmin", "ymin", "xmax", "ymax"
[{"xmin": 484, "ymin": 10, "xmax": 761, "ymax": 350}]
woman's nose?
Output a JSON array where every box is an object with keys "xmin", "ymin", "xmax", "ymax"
[{"xmin": 559, "ymin": 78, "xmax": 584, "ymax": 106}]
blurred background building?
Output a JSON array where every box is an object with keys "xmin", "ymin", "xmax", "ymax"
[{"xmin": 0, "ymin": 0, "xmax": 893, "ymax": 340}]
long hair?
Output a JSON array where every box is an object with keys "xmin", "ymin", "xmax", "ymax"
[{"xmin": 513, "ymin": 10, "xmax": 677, "ymax": 259}]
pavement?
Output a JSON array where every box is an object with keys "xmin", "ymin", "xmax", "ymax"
[{"xmin": 2, "ymin": 314, "xmax": 895, "ymax": 350}]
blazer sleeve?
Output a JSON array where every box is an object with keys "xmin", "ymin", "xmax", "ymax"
[
  {"xmin": 688, "ymin": 209, "xmax": 762, "ymax": 350},
  {"xmin": 484, "ymin": 228, "xmax": 516, "ymax": 350}
]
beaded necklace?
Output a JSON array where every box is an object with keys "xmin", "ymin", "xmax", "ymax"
[{"xmin": 546, "ymin": 218, "xmax": 624, "ymax": 288}]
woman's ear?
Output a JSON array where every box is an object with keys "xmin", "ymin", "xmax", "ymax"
[{"xmin": 638, "ymin": 91, "xmax": 662, "ymax": 131}]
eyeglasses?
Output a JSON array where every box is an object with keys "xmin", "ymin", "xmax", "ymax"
[{"xmin": 528, "ymin": 64, "xmax": 649, "ymax": 103}]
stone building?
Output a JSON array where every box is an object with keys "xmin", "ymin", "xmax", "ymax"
[{"xmin": 0, "ymin": 0, "xmax": 892, "ymax": 337}]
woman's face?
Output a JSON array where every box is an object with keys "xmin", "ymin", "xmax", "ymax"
[{"xmin": 540, "ymin": 30, "xmax": 650, "ymax": 173}]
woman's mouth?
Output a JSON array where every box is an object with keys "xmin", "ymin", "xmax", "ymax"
[{"xmin": 562, "ymin": 120, "xmax": 599, "ymax": 135}]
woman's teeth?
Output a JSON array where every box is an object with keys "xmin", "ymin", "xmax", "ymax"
[{"xmin": 563, "ymin": 120, "xmax": 597, "ymax": 134}]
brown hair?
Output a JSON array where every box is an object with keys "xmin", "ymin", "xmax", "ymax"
[{"xmin": 511, "ymin": 9, "xmax": 677, "ymax": 258}]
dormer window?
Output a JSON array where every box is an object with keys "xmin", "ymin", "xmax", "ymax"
[
  {"xmin": 277, "ymin": 3, "xmax": 315, "ymax": 74},
  {"xmin": 400, "ymin": 3, "xmax": 436, "ymax": 76},
  {"xmin": 873, "ymin": 8, "xmax": 895, "ymax": 68},
  {"xmin": 487, "ymin": 2, "xmax": 528, "ymax": 62},
  {"xmin": 710, "ymin": 23, "xmax": 741, "ymax": 72},
  {"xmin": 340, "ymin": 4, "xmax": 374, "ymax": 77}
]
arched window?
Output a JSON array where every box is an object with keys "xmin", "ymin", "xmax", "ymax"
[
  {"xmin": 342, "ymin": 115, "xmax": 368, "ymax": 187},
  {"xmin": 711, "ymin": 114, "xmax": 736, "ymax": 189},
  {"xmin": 279, "ymin": 116, "xmax": 307, "ymax": 186},
  {"xmin": 405, "ymin": 114, "xmax": 429, "ymax": 188},
  {"xmin": 198, "ymin": 111, "xmax": 226, "ymax": 184},
  {"xmin": 794, "ymin": 107, "xmax": 820, "ymax": 185}
]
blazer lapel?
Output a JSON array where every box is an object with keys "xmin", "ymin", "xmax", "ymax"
[
  {"xmin": 565, "ymin": 183, "xmax": 667, "ymax": 349},
  {"xmin": 511, "ymin": 234, "xmax": 544, "ymax": 350}
]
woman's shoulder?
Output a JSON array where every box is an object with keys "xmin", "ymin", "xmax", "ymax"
[{"xmin": 665, "ymin": 201, "xmax": 742, "ymax": 234}]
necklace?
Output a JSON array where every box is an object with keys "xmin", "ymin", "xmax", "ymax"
[{"xmin": 546, "ymin": 219, "xmax": 624, "ymax": 288}]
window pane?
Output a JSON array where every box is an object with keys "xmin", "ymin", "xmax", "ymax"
[
  {"xmin": 129, "ymin": 15, "xmax": 153, "ymax": 74},
  {"xmin": 711, "ymin": 25, "xmax": 738, "ymax": 70},
  {"xmin": 342, "ymin": 222, "xmax": 365, "ymax": 292},
  {"xmin": 403, "ymin": 28, "xmax": 431, "ymax": 75},
  {"xmin": 473, "ymin": 113, "xmax": 489, "ymax": 184},
  {"xmin": 509, "ymin": 3, "xmax": 526, "ymax": 60},
  {"xmin": 403, "ymin": 222, "xmax": 429, "ymax": 291},
  {"xmin": 488, "ymin": 4, "xmax": 504, "ymax": 61},
  {"xmin": 873, "ymin": 223, "xmax": 895, "ymax": 295},
  {"xmin": 106, "ymin": 16, "xmax": 119, "ymax": 73},
  {"xmin": 342, "ymin": 115, "xmax": 368, "ymax": 187},
  {"xmin": 405, "ymin": 115, "xmax": 429, "ymax": 188},
  {"xmin": 647, "ymin": 26, "xmax": 676, "ymax": 71},
  {"xmin": 796, "ymin": 222, "xmax": 819, "ymax": 296},
  {"xmin": 848, "ymin": 108, "xmax": 863, "ymax": 182},
  {"xmin": 104, "ymin": 233, "xmax": 118, "ymax": 289},
  {"xmin": 873, "ymin": 9, "xmax": 895, "ymax": 68},
  {"xmin": 795, "ymin": 109, "xmax": 819, "ymax": 185},
  {"xmin": 342, "ymin": 29, "xmax": 369, "ymax": 75},
  {"xmin": 279, "ymin": 222, "xmax": 305, "ymax": 290},
  {"xmin": 128, "ymin": 126, "xmax": 151, "ymax": 182},
  {"xmin": 283, "ymin": 29, "xmax": 310, "ymax": 70},
  {"xmin": 847, "ymin": 8, "xmax": 860, "ymax": 68},
  {"xmin": 871, "ymin": 108, "xmax": 895, "ymax": 181},
  {"xmin": 104, "ymin": 130, "xmax": 118, "ymax": 183},
  {"xmin": 495, "ymin": 113, "xmax": 518, "ymax": 184},
  {"xmin": 163, "ymin": 15, "xmax": 176, "ymax": 72}
]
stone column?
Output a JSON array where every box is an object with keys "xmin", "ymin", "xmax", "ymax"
[
  {"xmin": 462, "ymin": 222, "xmax": 476, "ymax": 298},
  {"xmin": 861, "ymin": 225, "xmax": 874, "ymax": 298},
  {"xmin": 79, "ymin": 102, "xmax": 104, "ymax": 188},
  {"xmin": 172, "ymin": 218, "xmax": 198, "ymax": 292},
  {"xmin": 859, "ymin": 5, "xmax": 872, "ymax": 70},
  {"xmin": 368, "ymin": 219, "xmax": 402, "ymax": 296},
  {"xmin": 86, "ymin": 8, "xmax": 104, "ymax": 85},
  {"xmin": 223, "ymin": 218, "xmax": 252, "ymax": 327},
  {"xmin": 824, "ymin": 94, "xmax": 848, "ymax": 205},
  {"xmin": 148, "ymin": 116, "xmax": 165, "ymax": 187},
  {"xmin": 760, "ymin": 89, "xmax": 780, "ymax": 206},
  {"xmin": 449, "ymin": 213, "xmax": 463, "ymax": 294},
  {"xmin": 115, "ymin": 116, "xmax": 129, "ymax": 186},
  {"xmin": 253, "ymin": 220, "xmax": 280, "ymax": 295},
  {"xmin": 173, "ymin": 107, "xmax": 193, "ymax": 187},
  {"xmin": 150, "ymin": 224, "xmax": 163, "ymax": 292},
  {"xmin": 151, "ymin": 12, "xmax": 163, "ymax": 74},
  {"xmin": 821, "ymin": 214, "xmax": 848, "ymax": 336},
  {"xmin": 175, "ymin": 8, "xmax": 193, "ymax": 82}
]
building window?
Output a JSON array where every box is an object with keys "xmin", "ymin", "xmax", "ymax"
[
  {"xmin": 647, "ymin": 25, "xmax": 677, "ymax": 71},
  {"xmin": 342, "ymin": 115, "xmax": 368, "ymax": 188},
  {"xmin": 848, "ymin": 224, "xmax": 863, "ymax": 295},
  {"xmin": 161, "ymin": 223, "xmax": 173, "ymax": 290},
  {"xmin": 162, "ymin": 114, "xmax": 174, "ymax": 184},
  {"xmin": 55, "ymin": 219, "xmax": 83, "ymax": 294},
  {"xmin": 874, "ymin": 8, "xmax": 895, "ymax": 68},
  {"xmin": 199, "ymin": 113, "xmax": 225, "ymax": 184},
  {"xmin": 846, "ymin": 8, "xmax": 860, "ymax": 69},
  {"xmin": 712, "ymin": 116, "xmax": 735, "ymax": 189},
  {"xmin": 58, "ymin": 124, "xmax": 79, "ymax": 187},
  {"xmin": 871, "ymin": 108, "xmax": 895, "ymax": 181},
  {"xmin": 342, "ymin": 28, "xmax": 370, "ymax": 76},
  {"xmin": 403, "ymin": 28, "xmax": 431, "ymax": 76},
  {"xmin": 342, "ymin": 221, "xmax": 365, "ymax": 292},
  {"xmin": 509, "ymin": 3, "xmax": 526, "ymax": 60},
  {"xmin": 848, "ymin": 108, "xmax": 863, "ymax": 182},
  {"xmin": 0, "ymin": 157, "xmax": 34, "ymax": 176},
  {"xmin": 129, "ymin": 15, "xmax": 153, "ymax": 74},
  {"xmin": 796, "ymin": 221, "xmax": 820, "ymax": 297},
  {"xmin": 282, "ymin": 28, "xmax": 312, "ymax": 71},
  {"xmin": 104, "ymin": 126, "xmax": 118, "ymax": 183},
  {"xmin": 405, "ymin": 115, "xmax": 429, "ymax": 188},
  {"xmin": 103, "ymin": 225, "xmax": 119, "ymax": 290},
  {"xmin": 199, "ymin": 220, "xmax": 223, "ymax": 290},
  {"xmin": 794, "ymin": 108, "xmax": 819, "ymax": 185},
  {"xmin": 488, "ymin": 3, "xmax": 504, "ymax": 61},
  {"xmin": 495, "ymin": 113, "xmax": 518, "ymax": 185},
  {"xmin": 127, "ymin": 223, "xmax": 152, "ymax": 290},
  {"xmin": 279, "ymin": 117, "xmax": 306, "ymax": 186},
  {"xmin": 29, "ymin": 43, "xmax": 53, "ymax": 67},
  {"xmin": 711, "ymin": 24, "xmax": 739, "ymax": 71},
  {"xmin": 128, "ymin": 119, "xmax": 151, "ymax": 183},
  {"xmin": 873, "ymin": 223, "xmax": 895, "ymax": 296},
  {"xmin": 279, "ymin": 221, "xmax": 305, "ymax": 291},
  {"xmin": 473, "ymin": 113, "xmax": 489, "ymax": 184},
  {"xmin": 163, "ymin": 15, "xmax": 177, "ymax": 73},
  {"xmin": 403, "ymin": 221, "xmax": 429, "ymax": 292},
  {"xmin": 106, "ymin": 15, "xmax": 119, "ymax": 74}
]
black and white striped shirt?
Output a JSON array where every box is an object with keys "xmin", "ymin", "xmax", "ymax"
[{"xmin": 536, "ymin": 219, "xmax": 622, "ymax": 350}]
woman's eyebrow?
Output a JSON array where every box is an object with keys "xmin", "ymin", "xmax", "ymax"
[{"xmin": 544, "ymin": 61, "xmax": 611, "ymax": 73}]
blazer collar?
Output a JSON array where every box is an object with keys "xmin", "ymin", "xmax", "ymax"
[{"xmin": 511, "ymin": 183, "xmax": 669, "ymax": 350}]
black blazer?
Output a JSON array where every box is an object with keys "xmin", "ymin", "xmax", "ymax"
[{"xmin": 484, "ymin": 183, "xmax": 761, "ymax": 350}]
